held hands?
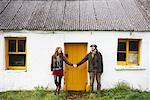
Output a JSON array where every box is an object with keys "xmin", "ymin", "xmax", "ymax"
[{"xmin": 73, "ymin": 64, "xmax": 77, "ymax": 68}]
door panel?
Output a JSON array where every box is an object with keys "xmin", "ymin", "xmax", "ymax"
[{"xmin": 64, "ymin": 43, "xmax": 87, "ymax": 91}]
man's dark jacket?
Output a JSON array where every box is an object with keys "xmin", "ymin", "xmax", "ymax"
[{"xmin": 77, "ymin": 51, "xmax": 103, "ymax": 73}]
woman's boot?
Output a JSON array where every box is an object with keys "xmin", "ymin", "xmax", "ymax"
[
  {"xmin": 57, "ymin": 85, "xmax": 61, "ymax": 95},
  {"xmin": 55, "ymin": 83, "xmax": 59, "ymax": 95}
]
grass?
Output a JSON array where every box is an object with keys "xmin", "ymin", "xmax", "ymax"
[{"xmin": 0, "ymin": 82, "xmax": 150, "ymax": 100}]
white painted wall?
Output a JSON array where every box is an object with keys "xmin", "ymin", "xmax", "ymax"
[{"xmin": 0, "ymin": 31, "xmax": 150, "ymax": 91}]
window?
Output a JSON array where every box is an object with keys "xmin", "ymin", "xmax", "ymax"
[
  {"xmin": 117, "ymin": 39, "xmax": 140, "ymax": 66},
  {"xmin": 5, "ymin": 37, "xmax": 26, "ymax": 70}
]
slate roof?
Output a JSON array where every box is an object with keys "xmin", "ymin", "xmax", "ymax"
[{"xmin": 0, "ymin": 0, "xmax": 150, "ymax": 31}]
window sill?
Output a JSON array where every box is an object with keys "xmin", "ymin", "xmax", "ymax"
[
  {"xmin": 115, "ymin": 66, "xmax": 146, "ymax": 71},
  {"xmin": 5, "ymin": 70, "xmax": 27, "ymax": 73},
  {"xmin": 6, "ymin": 67, "xmax": 26, "ymax": 70}
]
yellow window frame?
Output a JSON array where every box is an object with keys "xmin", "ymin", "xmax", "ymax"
[
  {"xmin": 117, "ymin": 39, "xmax": 141, "ymax": 66},
  {"xmin": 5, "ymin": 37, "xmax": 27, "ymax": 70}
]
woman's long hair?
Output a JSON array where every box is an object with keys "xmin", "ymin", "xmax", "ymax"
[{"xmin": 53, "ymin": 47, "xmax": 63, "ymax": 59}]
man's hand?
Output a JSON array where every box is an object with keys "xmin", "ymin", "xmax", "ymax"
[{"xmin": 73, "ymin": 64, "xmax": 77, "ymax": 68}]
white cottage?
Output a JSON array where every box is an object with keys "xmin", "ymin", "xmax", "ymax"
[{"xmin": 0, "ymin": 0, "xmax": 150, "ymax": 92}]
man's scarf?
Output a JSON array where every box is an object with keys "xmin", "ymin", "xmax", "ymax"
[{"xmin": 91, "ymin": 50, "xmax": 96, "ymax": 58}]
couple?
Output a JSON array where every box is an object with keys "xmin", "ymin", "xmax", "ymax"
[{"xmin": 51, "ymin": 44, "xmax": 103, "ymax": 95}]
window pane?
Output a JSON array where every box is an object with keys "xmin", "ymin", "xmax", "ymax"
[
  {"xmin": 18, "ymin": 40, "xmax": 26, "ymax": 52},
  {"xmin": 129, "ymin": 41, "xmax": 139, "ymax": 51},
  {"xmin": 118, "ymin": 41, "xmax": 126, "ymax": 51},
  {"xmin": 117, "ymin": 53, "xmax": 126, "ymax": 61},
  {"xmin": 8, "ymin": 40, "xmax": 16, "ymax": 52},
  {"xmin": 128, "ymin": 52, "xmax": 138, "ymax": 65},
  {"xmin": 9, "ymin": 54, "xmax": 26, "ymax": 66}
]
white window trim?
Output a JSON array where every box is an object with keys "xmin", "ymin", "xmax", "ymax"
[{"xmin": 115, "ymin": 66, "xmax": 146, "ymax": 70}]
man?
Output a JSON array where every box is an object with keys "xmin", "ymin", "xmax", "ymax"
[{"xmin": 74, "ymin": 44, "xmax": 103, "ymax": 92}]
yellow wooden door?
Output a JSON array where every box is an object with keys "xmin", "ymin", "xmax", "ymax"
[{"xmin": 64, "ymin": 43, "xmax": 87, "ymax": 91}]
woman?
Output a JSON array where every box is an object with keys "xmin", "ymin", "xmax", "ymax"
[{"xmin": 51, "ymin": 47, "xmax": 73, "ymax": 95}]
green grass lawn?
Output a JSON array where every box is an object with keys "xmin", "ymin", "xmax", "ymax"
[{"xmin": 0, "ymin": 82, "xmax": 150, "ymax": 100}]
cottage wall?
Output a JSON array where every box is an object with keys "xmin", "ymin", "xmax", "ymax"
[{"xmin": 0, "ymin": 31, "xmax": 150, "ymax": 91}]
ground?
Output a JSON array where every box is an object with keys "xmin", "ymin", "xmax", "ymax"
[{"xmin": 0, "ymin": 83, "xmax": 150, "ymax": 100}]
